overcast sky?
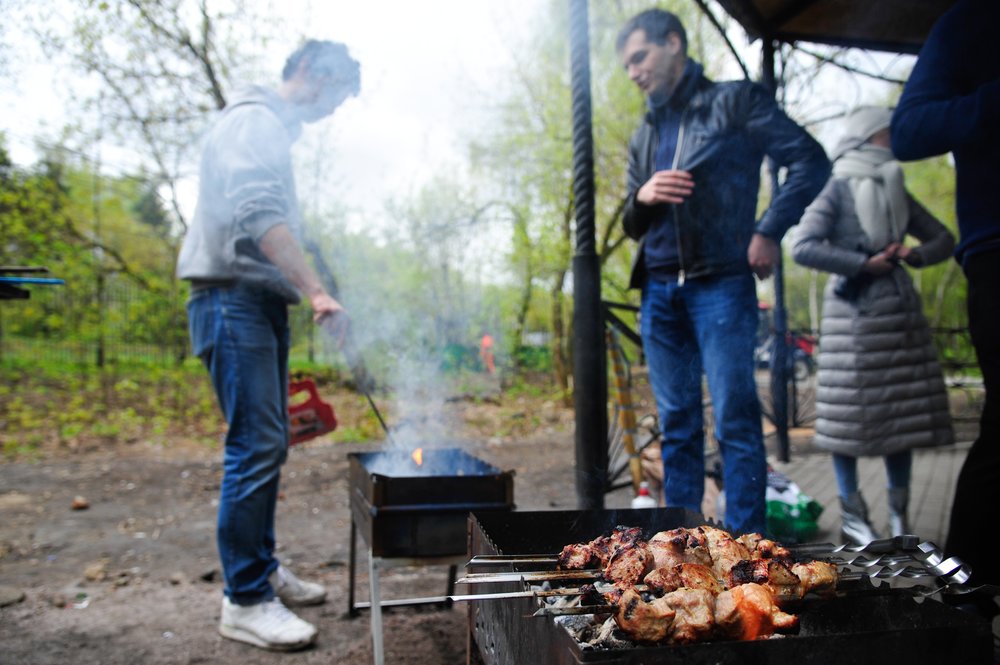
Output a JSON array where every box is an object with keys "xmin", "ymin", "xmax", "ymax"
[
  {"xmin": 277, "ymin": 1, "xmax": 544, "ymax": 229},
  {"xmin": 0, "ymin": 0, "xmax": 544, "ymax": 230},
  {"xmin": 1, "ymin": 0, "xmax": 911, "ymax": 238},
  {"xmin": 1, "ymin": 0, "xmax": 543, "ymax": 231}
]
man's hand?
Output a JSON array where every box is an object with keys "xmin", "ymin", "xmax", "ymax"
[
  {"xmin": 312, "ymin": 294, "xmax": 348, "ymax": 347},
  {"xmin": 748, "ymin": 233, "xmax": 780, "ymax": 279},
  {"xmin": 636, "ymin": 170, "xmax": 694, "ymax": 206}
]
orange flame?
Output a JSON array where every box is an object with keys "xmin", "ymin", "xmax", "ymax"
[{"xmin": 411, "ymin": 448, "xmax": 423, "ymax": 466}]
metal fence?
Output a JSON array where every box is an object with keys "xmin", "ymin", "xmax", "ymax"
[
  {"xmin": 0, "ymin": 279, "xmax": 330, "ymax": 369},
  {"xmin": 0, "ymin": 279, "xmax": 184, "ymax": 366}
]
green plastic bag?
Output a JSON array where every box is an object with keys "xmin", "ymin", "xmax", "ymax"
[{"xmin": 765, "ymin": 466, "xmax": 823, "ymax": 544}]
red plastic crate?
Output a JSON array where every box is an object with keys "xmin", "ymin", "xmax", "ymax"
[{"xmin": 288, "ymin": 378, "xmax": 337, "ymax": 445}]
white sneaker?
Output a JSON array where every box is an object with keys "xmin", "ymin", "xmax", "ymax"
[
  {"xmin": 219, "ymin": 597, "xmax": 317, "ymax": 651},
  {"xmin": 271, "ymin": 565, "xmax": 327, "ymax": 607}
]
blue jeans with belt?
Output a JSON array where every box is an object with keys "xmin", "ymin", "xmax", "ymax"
[
  {"xmin": 187, "ymin": 284, "xmax": 290, "ymax": 605},
  {"xmin": 641, "ymin": 272, "xmax": 767, "ymax": 535}
]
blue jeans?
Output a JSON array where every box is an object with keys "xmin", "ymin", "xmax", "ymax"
[
  {"xmin": 187, "ymin": 285, "xmax": 290, "ymax": 605},
  {"xmin": 641, "ymin": 273, "xmax": 766, "ymax": 534},
  {"xmin": 832, "ymin": 451, "xmax": 912, "ymax": 497}
]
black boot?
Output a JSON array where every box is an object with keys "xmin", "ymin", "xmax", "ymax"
[{"xmin": 840, "ymin": 492, "xmax": 881, "ymax": 546}]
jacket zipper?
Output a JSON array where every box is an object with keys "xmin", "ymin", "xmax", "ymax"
[{"xmin": 671, "ymin": 112, "xmax": 689, "ymax": 286}]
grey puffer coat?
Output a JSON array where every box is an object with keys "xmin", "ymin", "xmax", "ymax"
[{"xmin": 791, "ymin": 178, "xmax": 955, "ymax": 456}]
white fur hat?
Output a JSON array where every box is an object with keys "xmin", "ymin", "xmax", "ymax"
[
  {"xmin": 844, "ymin": 106, "xmax": 892, "ymax": 143},
  {"xmin": 832, "ymin": 106, "xmax": 893, "ymax": 159}
]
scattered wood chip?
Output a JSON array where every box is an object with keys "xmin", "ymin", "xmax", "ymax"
[
  {"xmin": 84, "ymin": 559, "xmax": 109, "ymax": 581},
  {"xmin": 0, "ymin": 586, "xmax": 25, "ymax": 608}
]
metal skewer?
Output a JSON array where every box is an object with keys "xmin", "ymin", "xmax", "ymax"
[
  {"xmin": 469, "ymin": 535, "xmax": 929, "ymax": 563},
  {"xmin": 467, "ymin": 539, "xmax": 945, "ymax": 574},
  {"xmin": 467, "ymin": 554, "xmax": 569, "ymax": 566},
  {"xmin": 457, "ymin": 569, "xmax": 602, "ymax": 585},
  {"xmin": 458, "ymin": 563, "xmax": 944, "ymax": 591}
]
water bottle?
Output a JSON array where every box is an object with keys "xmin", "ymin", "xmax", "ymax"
[{"xmin": 631, "ymin": 481, "xmax": 657, "ymax": 509}]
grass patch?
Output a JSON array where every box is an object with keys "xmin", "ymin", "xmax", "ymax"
[{"xmin": 0, "ymin": 359, "xmax": 219, "ymax": 460}]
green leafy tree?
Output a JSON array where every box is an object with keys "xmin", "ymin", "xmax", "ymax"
[
  {"xmin": 468, "ymin": 0, "xmax": 735, "ymax": 397},
  {"xmin": 1, "ymin": 139, "xmax": 187, "ymax": 364},
  {"xmin": 22, "ymin": 0, "xmax": 277, "ymax": 233}
]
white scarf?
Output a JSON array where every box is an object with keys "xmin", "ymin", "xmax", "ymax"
[{"xmin": 832, "ymin": 144, "xmax": 908, "ymax": 251}]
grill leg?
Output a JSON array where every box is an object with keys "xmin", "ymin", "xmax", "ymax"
[
  {"xmin": 348, "ymin": 518, "xmax": 359, "ymax": 617},
  {"xmin": 446, "ymin": 564, "xmax": 458, "ymax": 597},
  {"xmin": 369, "ymin": 551, "xmax": 384, "ymax": 665}
]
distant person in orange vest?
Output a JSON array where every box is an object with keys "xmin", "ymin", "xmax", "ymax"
[{"xmin": 479, "ymin": 333, "xmax": 495, "ymax": 374}]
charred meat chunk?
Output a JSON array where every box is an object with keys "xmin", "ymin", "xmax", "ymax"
[
  {"xmin": 791, "ymin": 560, "xmax": 839, "ymax": 597},
  {"xmin": 727, "ymin": 558, "xmax": 804, "ymax": 604},
  {"xmin": 604, "ymin": 540, "xmax": 653, "ymax": 587},
  {"xmin": 714, "ymin": 582, "xmax": 799, "ymax": 641},
  {"xmin": 644, "ymin": 562, "xmax": 724, "ymax": 595}
]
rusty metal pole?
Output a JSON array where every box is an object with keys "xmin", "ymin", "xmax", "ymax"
[{"xmin": 568, "ymin": 0, "xmax": 607, "ymax": 509}]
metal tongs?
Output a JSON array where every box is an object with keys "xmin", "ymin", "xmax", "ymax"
[{"xmin": 306, "ymin": 236, "xmax": 396, "ymax": 444}]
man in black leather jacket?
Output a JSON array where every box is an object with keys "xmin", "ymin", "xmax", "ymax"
[{"xmin": 617, "ymin": 8, "xmax": 830, "ymax": 535}]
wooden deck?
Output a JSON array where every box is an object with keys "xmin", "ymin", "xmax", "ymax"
[
  {"xmin": 769, "ymin": 439, "xmax": 970, "ymax": 548},
  {"xmin": 609, "ymin": 368, "xmax": 981, "ymax": 548}
]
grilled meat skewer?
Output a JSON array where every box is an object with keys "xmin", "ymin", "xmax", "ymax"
[{"xmin": 551, "ymin": 524, "xmax": 839, "ymax": 644}]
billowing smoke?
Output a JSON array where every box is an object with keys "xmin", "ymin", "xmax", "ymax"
[{"xmin": 307, "ymin": 208, "xmax": 501, "ymax": 458}]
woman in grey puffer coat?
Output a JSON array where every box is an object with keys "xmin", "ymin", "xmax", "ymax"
[{"xmin": 792, "ymin": 106, "xmax": 955, "ymax": 546}]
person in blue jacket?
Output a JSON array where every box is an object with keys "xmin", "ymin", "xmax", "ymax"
[
  {"xmin": 616, "ymin": 8, "xmax": 830, "ymax": 536},
  {"xmin": 891, "ymin": 0, "xmax": 1000, "ymax": 591}
]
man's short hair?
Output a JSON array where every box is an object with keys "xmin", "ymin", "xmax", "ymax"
[
  {"xmin": 616, "ymin": 8, "xmax": 688, "ymax": 54},
  {"xmin": 282, "ymin": 40, "xmax": 361, "ymax": 97}
]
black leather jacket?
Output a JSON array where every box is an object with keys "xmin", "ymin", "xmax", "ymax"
[{"xmin": 623, "ymin": 62, "xmax": 831, "ymax": 290}]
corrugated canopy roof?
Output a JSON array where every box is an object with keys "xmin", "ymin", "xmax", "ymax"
[{"xmin": 714, "ymin": 0, "xmax": 958, "ymax": 54}]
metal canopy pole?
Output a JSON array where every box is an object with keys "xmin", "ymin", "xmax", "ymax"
[
  {"xmin": 762, "ymin": 39, "xmax": 791, "ymax": 463},
  {"xmin": 568, "ymin": 0, "xmax": 607, "ymax": 509}
]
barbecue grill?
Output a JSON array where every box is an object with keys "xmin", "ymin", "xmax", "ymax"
[
  {"xmin": 346, "ymin": 448, "xmax": 514, "ymax": 665},
  {"xmin": 466, "ymin": 508, "xmax": 993, "ymax": 665}
]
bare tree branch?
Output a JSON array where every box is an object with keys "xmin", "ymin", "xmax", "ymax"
[
  {"xmin": 791, "ymin": 45, "xmax": 907, "ymax": 85},
  {"xmin": 693, "ymin": 0, "xmax": 751, "ymax": 80},
  {"xmin": 125, "ymin": 0, "xmax": 227, "ymax": 109}
]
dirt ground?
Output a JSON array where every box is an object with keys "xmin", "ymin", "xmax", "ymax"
[
  {"xmin": 0, "ymin": 374, "xmax": 986, "ymax": 665},
  {"xmin": 0, "ymin": 383, "xmax": 594, "ymax": 665}
]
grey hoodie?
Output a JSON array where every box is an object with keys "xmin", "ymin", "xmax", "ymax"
[{"xmin": 177, "ymin": 85, "xmax": 305, "ymax": 303}]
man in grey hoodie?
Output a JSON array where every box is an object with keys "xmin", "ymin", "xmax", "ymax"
[{"xmin": 177, "ymin": 39, "xmax": 360, "ymax": 651}]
